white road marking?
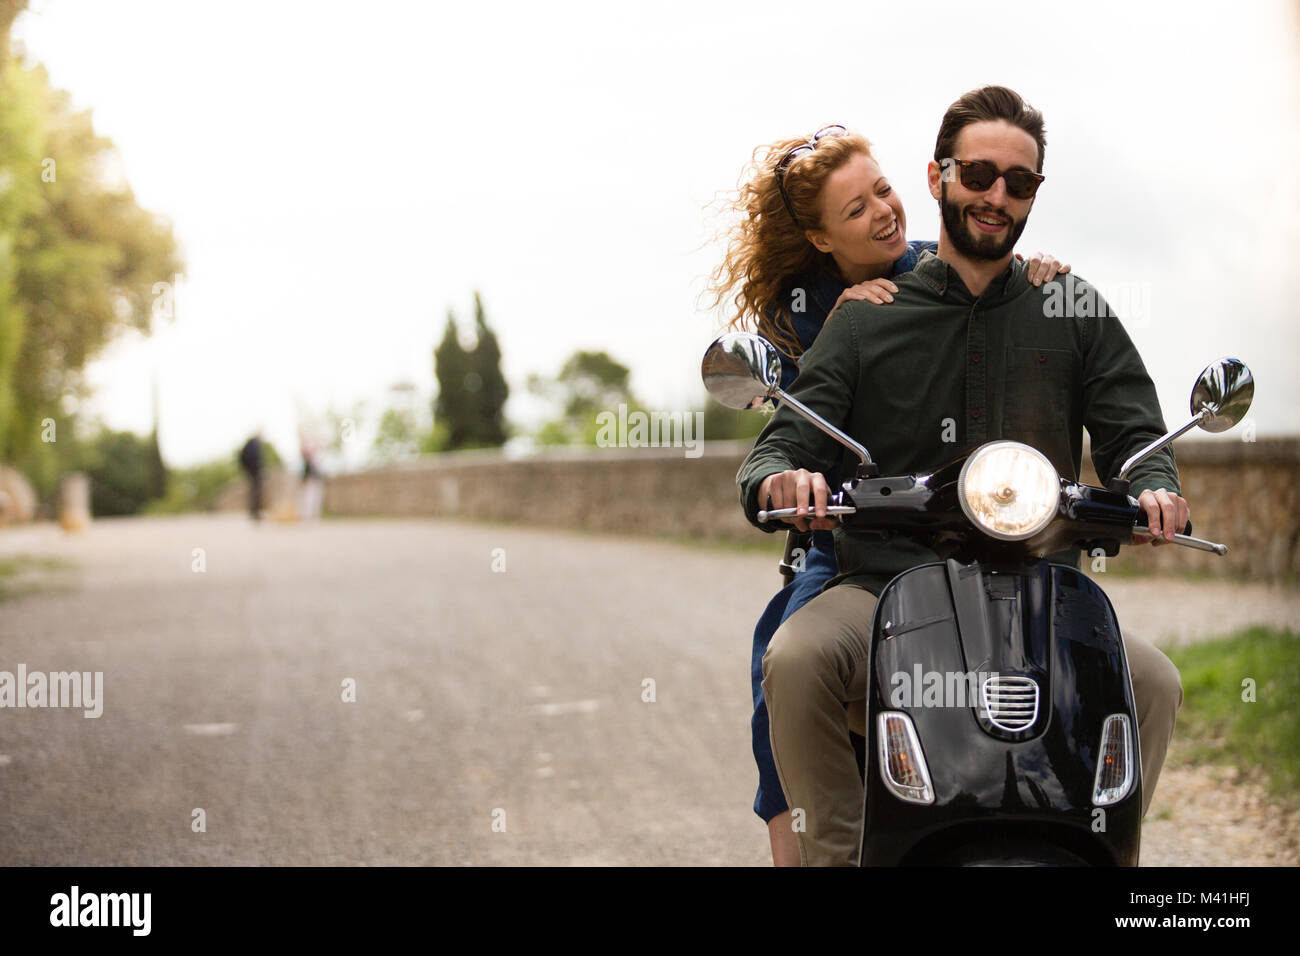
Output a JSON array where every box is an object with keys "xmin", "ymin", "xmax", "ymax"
[
  {"xmin": 183, "ymin": 723, "xmax": 238, "ymax": 736},
  {"xmin": 530, "ymin": 699, "xmax": 600, "ymax": 716}
]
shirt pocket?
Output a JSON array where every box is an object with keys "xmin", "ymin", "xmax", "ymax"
[{"xmin": 1003, "ymin": 346, "xmax": 1076, "ymax": 435}]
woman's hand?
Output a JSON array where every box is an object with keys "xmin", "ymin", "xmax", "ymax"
[
  {"xmin": 1017, "ymin": 252, "xmax": 1071, "ymax": 287},
  {"xmin": 833, "ymin": 278, "xmax": 899, "ymax": 309},
  {"xmin": 757, "ymin": 469, "xmax": 839, "ymax": 532}
]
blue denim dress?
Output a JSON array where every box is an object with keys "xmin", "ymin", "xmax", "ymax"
[{"xmin": 750, "ymin": 240, "xmax": 935, "ymax": 822}]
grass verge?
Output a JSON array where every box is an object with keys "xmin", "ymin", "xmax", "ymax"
[
  {"xmin": 1163, "ymin": 627, "xmax": 1300, "ymax": 812},
  {"xmin": 0, "ymin": 554, "xmax": 76, "ymax": 602}
]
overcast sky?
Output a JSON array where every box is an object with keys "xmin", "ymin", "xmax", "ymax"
[{"xmin": 14, "ymin": 0, "xmax": 1300, "ymax": 467}]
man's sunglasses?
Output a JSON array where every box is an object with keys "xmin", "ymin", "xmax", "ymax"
[
  {"xmin": 775, "ymin": 125, "xmax": 848, "ymax": 227},
  {"xmin": 945, "ymin": 159, "xmax": 1045, "ymax": 200}
]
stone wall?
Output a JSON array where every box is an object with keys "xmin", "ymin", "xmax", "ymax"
[
  {"xmin": 1081, "ymin": 438, "xmax": 1298, "ymax": 583},
  {"xmin": 320, "ymin": 444, "xmax": 759, "ymax": 543},
  {"xmin": 251, "ymin": 437, "xmax": 1297, "ymax": 584}
]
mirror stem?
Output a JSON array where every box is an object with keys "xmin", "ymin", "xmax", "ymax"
[
  {"xmin": 1116, "ymin": 407, "xmax": 1208, "ymax": 482},
  {"xmin": 773, "ymin": 387, "xmax": 875, "ymax": 472}
]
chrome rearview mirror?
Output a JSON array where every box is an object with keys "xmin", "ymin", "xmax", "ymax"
[
  {"xmin": 1117, "ymin": 357, "xmax": 1255, "ymax": 483},
  {"xmin": 700, "ymin": 331, "xmax": 876, "ymax": 473},
  {"xmin": 701, "ymin": 332, "xmax": 782, "ymax": 410},
  {"xmin": 1190, "ymin": 358, "xmax": 1253, "ymax": 433}
]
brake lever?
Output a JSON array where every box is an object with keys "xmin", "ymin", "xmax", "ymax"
[
  {"xmin": 1131, "ymin": 525, "xmax": 1227, "ymax": 556},
  {"xmin": 758, "ymin": 505, "xmax": 855, "ymax": 523}
]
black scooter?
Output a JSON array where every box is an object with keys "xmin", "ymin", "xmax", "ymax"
[{"xmin": 703, "ymin": 332, "xmax": 1254, "ymax": 866}]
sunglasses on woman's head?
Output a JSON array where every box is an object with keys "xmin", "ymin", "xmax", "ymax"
[
  {"xmin": 775, "ymin": 125, "xmax": 849, "ymax": 227},
  {"xmin": 945, "ymin": 159, "xmax": 1045, "ymax": 200}
]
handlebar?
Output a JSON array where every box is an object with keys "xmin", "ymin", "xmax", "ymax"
[{"xmin": 757, "ymin": 505, "xmax": 1227, "ymax": 557}]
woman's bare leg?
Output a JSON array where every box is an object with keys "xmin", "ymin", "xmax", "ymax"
[{"xmin": 767, "ymin": 811, "xmax": 801, "ymax": 866}]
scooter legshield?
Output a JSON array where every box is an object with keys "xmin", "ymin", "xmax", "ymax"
[{"xmin": 860, "ymin": 559, "xmax": 1142, "ymax": 866}]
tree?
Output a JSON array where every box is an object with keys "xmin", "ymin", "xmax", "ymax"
[
  {"xmin": 145, "ymin": 377, "xmax": 166, "ymax": 499},
  {"xmin": 433, "ymin": 311, "xmax": 473, "ymax": 449},
  {"xmin": 0, "ymin": 41, "xmax": 183, "ymax": 499},
  {"xmin": 528, "ymin": 350, "xmax": 638, "ymax": 445},
  {"xmin": 432, "ymin": 293, "xmax": 509, "ymax": 450},
  {"xmin": 467, "ymin": 292, "xmax": 509, "ymax": 446},
  {"xmin": 700, "ymin": 397, "xmax": 767, "ymax": 442},
  {"xmin": 76, "ymin": 425, "xmax": 160, "ymax": 517},
  {"xmin": 372, "ymin": 405, "xmax": 421, "ymax": 460},
  {"xmin": 0, "ymin": 2, "xmax": 26, "ymax": 69}
]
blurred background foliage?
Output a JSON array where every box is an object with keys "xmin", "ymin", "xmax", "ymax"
[
  {"xmin": 528, "ymin": 349, "xmax": 639, "ymax": 446},
  {"xmin": 526, "ymin": 349, "xmax": 764, "ymax": 447},
  {"xmin": 0, "ymin": 0, "xmax": 183, "ymax": 514},
  {"xmin": 0, "ymin": 0, "xmax": 755, "ymax": 518}
]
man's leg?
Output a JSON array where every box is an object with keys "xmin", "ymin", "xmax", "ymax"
[
  {"xmin": 762, "ymin": 583, "xmax": 877, "ymax": 867},
  {"xmin": 1121, "ymin": 630, "xmax": 1183, "ymax": 818}
]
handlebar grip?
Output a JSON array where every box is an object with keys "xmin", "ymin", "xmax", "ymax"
[{"xmin": 1135, "ymin": 513, "xmax": 1192, "ymax": 536}]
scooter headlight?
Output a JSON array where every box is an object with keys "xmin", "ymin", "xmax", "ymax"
[{"xmin": 957, "ymin": 441, "xmax": 1060, "ymax": 541}]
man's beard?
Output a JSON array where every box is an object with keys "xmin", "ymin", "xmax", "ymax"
[{"xmin": 940, "ymin": 181, "xmax": 1029, "ymax": 260}]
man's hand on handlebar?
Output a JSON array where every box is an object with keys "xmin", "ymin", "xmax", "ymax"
[
  {"xmin": 1134, "ymin": 487, "xmax": 1190, "ymax": 546},
  {"xmin": 757, "ymin": 469, "xmax": 839, "ymax": 532}
]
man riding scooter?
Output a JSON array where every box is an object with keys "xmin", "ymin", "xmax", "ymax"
[{"xmin": 737, "ymin": 86, "xmax": 1186, "ymax": 867}]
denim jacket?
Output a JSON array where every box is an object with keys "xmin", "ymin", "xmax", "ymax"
[{"xmin": 776, "ymin": 240, "xmax": 937, "ymax": 390}]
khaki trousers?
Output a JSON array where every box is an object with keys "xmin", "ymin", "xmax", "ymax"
[{"xmin": 761, "ymin": 583, "xmax": 1183, "ymax": 866}]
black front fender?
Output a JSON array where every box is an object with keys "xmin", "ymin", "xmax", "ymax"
[{"xmin": 861, "ymin": 559, "xmax": 1142, "ymax": 866}]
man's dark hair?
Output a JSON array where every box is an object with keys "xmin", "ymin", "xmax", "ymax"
[{"xmin": 934, "ymin": 86, "xmax": 1046, "ymax": 172}]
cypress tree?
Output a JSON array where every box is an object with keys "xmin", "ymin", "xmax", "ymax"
[
  {"xmin": 433, "ymin": 311, "xmax": 472, "ymax": 449},
  {"xmin": 467, "ymin": 292, "xmax": 508, "ymax": 447}
]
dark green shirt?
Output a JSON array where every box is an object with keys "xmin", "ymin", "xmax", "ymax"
[{"xmin": 736, "ymin": 251, "xmax": 1180, "ymax": 593}]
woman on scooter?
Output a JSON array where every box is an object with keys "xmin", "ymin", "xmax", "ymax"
[{"xmin": 706, "ymin": 125, "xmax": 1069, "ymax": 866}]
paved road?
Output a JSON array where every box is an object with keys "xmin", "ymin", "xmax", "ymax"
[{"xmin": 1, "ymin": 515, "xmax": 1296, "ymax": 866}]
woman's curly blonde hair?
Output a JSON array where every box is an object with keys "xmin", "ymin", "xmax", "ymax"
[{"xmin": 705, "ymin": 129, "xmax": 874, "ymax": 360}]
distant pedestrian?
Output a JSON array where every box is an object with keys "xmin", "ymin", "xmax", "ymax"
[
  {"xmin": 239, "ymin": 431, "xmax": 265, "ymax": 522},
  {"xmin": 299, "ymin": 436, "xmax": 323, "ymax": 521}
]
